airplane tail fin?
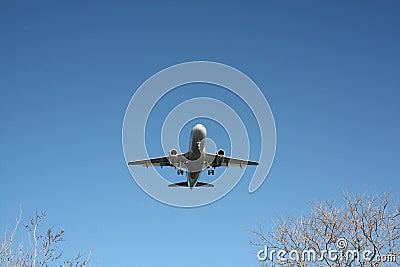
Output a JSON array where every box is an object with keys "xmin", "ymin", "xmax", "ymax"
[{"xmin": 168, "ymin": 181, "xmax": 214, "ymax": 187}]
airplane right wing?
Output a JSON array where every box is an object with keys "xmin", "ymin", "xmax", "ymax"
[
  {"xmin": 128, "ymin": 156, "xmax": 172, "ymax": 167},
  {"xmin": 128, "ymin": 153, "xmax": 189, "ymax": 168}
]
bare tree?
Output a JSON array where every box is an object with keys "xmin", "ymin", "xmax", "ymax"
[
  {"xmin": 1, "ymin": 211, "xmax": 94, "ymax": 267},
  {"xmin": 250, "ymin": 193, "xmax": 400, "ymax": 267}
]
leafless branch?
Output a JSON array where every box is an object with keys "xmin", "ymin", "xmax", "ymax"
[
  {"xmin": 1, "ymin": 210, "xmax": 95, "ymax": 267},
  {"xmin": 251, "ymin": 193, "xmax": 399, "ymax": 267}
]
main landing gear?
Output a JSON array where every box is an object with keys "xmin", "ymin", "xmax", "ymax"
[
  {"xmin": 177, "ymin": 169, "xmax": 184, "ymax": 175},
  {"xmin": 207, "ymin": 169, "xmax": 215, "ymax": 175}
]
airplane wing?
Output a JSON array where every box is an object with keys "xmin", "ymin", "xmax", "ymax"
[
  {"xmin": 128, "ymin": 156, "xmax": 172, "ymax": 167},
  {"xmin": 206, "ymin": 153, "xmax": 259, "ymax": 168},
  {"xmin": 128, "ymin": 153, "xmax": 189, "ymax": 168}
]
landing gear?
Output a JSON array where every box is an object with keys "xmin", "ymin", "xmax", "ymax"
[
  {"xmin": 207, "ymin": 169, "xmax": 215, "ymax": 175},
  {"xmin": 177, "ymin": 169, "xmax": 184, "ymax": 175}
]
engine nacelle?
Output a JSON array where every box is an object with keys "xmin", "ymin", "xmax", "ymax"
[
  {"xmin": 216, "ymin": 149, "xmax": 225, "ymax": 166},
  {"xmin": 169, "ymin": 149, "xmax": 178, "ymax": 156},
  {"xmin": 168, "ymin": 149, "xmax": 179, "ymax": 165}
]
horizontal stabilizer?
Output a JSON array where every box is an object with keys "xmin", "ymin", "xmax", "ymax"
[
  {"xmin": 195, "ymin": 182, "xmax": 214, "ymax": 187},
  {"xmin": 168, "ymin": 182, "xmax": 189, "ymax": 187},
  {"xmin": 168, "ymin": 181, "xmax": 214, "ymax": 187}
]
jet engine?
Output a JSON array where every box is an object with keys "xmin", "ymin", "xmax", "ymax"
[
  {"xmin": 216, "ymin": 149, "xmax": 225, "ymax": 166},
  {"xmin": 169, "ymin": 149, "xmax": 178, "ymax": 156},
  {"xmin": 168, "ymin": 149, "xmax": 179, "ymax": 165}
]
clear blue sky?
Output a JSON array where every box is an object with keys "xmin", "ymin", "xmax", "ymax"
[{"xmin": 1, "ymin": 1, "xmax": 399, "ymax": 266}]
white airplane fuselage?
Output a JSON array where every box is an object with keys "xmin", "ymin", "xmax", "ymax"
[{"xmin": 185, "ymin": 124, "xmax": 207, "ymax": 188}]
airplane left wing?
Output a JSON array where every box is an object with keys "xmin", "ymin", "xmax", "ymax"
[
  {"xmin": 221, "ymin": 157, "xmax": 259, "ymax": 167},
  {"xmin": 206, "ymin": 153, "xmax": 259, "ymax": 168}
]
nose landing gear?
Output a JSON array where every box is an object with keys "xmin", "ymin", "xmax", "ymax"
[
  {"xmin": 207, "ymin": 169, "xmax": 215, "ymax": 175},
  {"xmin": 177, "ymin": 169, "xmax": 184, "ymax": 175}
]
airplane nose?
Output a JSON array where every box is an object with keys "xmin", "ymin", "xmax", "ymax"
[
  {"xmin": 194, "ymin": 124, "xmax": 205, "ymax": 130},
  {"xmin": 194, "ymin": 124, "xmax": 206, "ymax": 136}
]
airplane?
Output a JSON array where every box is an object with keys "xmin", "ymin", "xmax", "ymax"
[{"xmin": 128, "ymin": 123, "xmax": 258, "ymax": 189}]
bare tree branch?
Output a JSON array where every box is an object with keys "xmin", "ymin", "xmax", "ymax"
[
  {"xmin": 1, "ymin": 210, "xmax": 95, "ymax": 267},
  {"xmin": 251, "ymin": 193, "xmax": 399, "ymax": 267}
]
